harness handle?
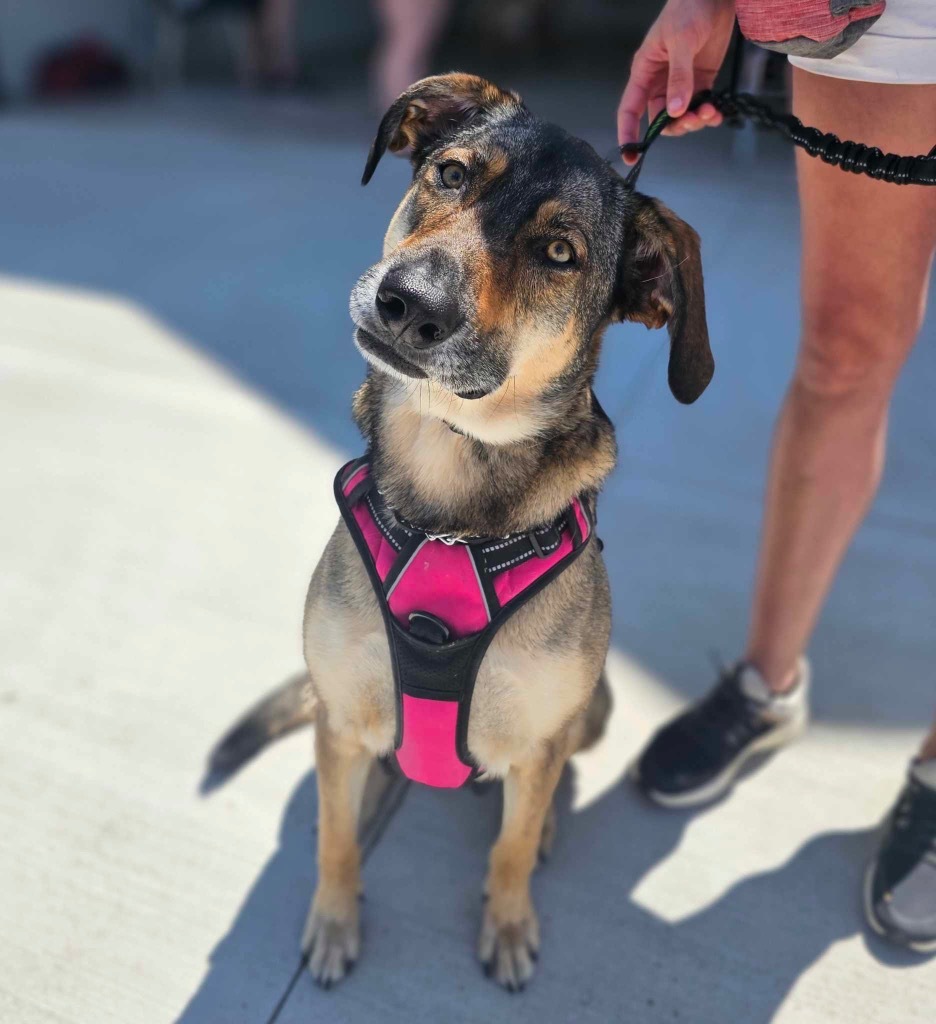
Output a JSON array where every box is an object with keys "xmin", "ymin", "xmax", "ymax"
[{"xmin": 621, "ymin": 89, "xmax": 936, "ymax": 190}]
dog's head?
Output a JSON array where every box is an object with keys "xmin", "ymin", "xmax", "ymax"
[{"xmin": 351, "ymin": 73, "xmax": 713, "ymax": 436}]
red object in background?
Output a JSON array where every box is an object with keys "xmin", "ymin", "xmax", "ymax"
[
  {"xmin": 737, "ymin": 0, "xmax": 886, "ymax": 55},
  {"xmin": 34, "ymin": 37, "xmax": 130, "ymax": 98}
]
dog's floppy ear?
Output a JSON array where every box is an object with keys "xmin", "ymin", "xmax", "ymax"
[
  {"xmin": 613, "ymin": 194, "xmax": 714, "ymax": 404},
  {"xmin": 362, "ymin": 73, "xmax": 523, "ymax": 185}
]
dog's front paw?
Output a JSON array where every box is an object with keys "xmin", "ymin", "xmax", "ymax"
[
  {"xmin": 478, "ymin": 903, "xmax": 540, "ymax": 992},
  {"xmin": 302, "ymin": 896, "xmax": 360, "ymax": 988}
]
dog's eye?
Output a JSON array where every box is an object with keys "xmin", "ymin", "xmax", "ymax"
[
  {"xmin": 439, "ymin": 162, "xmax": 467, "ymax": 189},
  {"xmin": 545, "ymin": 239, "xmax": 575, "ymax": 265}
]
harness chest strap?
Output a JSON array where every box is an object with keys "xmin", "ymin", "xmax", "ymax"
[{"xmin": 334, "ymin": 457, "xmax": 595, "ymax": 788}]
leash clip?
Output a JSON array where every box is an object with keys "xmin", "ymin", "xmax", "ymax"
[{"xmin": 424, "ymin": 532, "xmax": 464, "ymax": 546}]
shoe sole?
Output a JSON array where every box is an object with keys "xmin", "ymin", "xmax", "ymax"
[
  {"xmin": 862, "ymin": 861, "xmax": 936, "ymax": 954},
  {"xmin": 631, "ymin": 710, "xmax": 809, "ymax": 810}
]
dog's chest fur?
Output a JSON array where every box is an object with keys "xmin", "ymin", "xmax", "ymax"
[{"xmin": 302, "ymin": 373, "xmax": 614, "ymax": 777}]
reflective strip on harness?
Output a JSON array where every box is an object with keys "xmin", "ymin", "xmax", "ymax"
[
  {"xmin": 389, "ymin": 542, "xmax": 489, "ymax": 638},
  {"xmin": 336, "ymin": 458, "xmax": 593, "ymax": 789}
]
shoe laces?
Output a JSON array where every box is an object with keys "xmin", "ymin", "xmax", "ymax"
[
  {"xmin": 692, "ymin": 668, "xmax": 764, "ymax": 753},
  {"xmin": 891, "ymin": 780, "xmax": 936, "ymax": 863}
]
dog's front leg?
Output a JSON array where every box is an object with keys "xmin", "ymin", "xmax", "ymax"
[
  {"xmin": 480, "ymin": 738, "xmax": 570, "ymax": 991},
  {"xmin": 303, "ymin": 717, "xmax": 372, "ymax": 987}
]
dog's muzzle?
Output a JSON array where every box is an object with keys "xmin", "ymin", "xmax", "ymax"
[{"xmin": 374, "ymin": 265, "xmax": 462, "ymax": 351}]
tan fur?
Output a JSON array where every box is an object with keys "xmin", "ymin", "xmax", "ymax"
[
  {"xmin": 299, "ymin": 71, "xmax": 708, "ymax": 992},
  {"xmin": 375, "ymin": 150, "xmax": 592, "ymax": 434},
  {"xmin": 383, "ymin": 185, "xmax": 415, "ymax": 255},
  {"xmin": 211, "ymin": 69, "xmax": 710, "ymax": 994},
  {"xmin": 302, "ymin": 435, "xmax": 612, "ymax": 988},
  {"xmin": 308, "ymin": 79, "xmax": 620, "ymax": 984},
  {"xmin": 371, "ymin": 380, "xmax": 615, "ymax": 534},
  {"xmin": 482, "ymin": 145, "xmax": 510, "ymax": 182},
  {"xmin": 385, "ymin": 76, "xmax": 522, "ymax": 155},
  {"xmin": 529, "ymin": 198, "xmax": 590, "ymax": 261}
]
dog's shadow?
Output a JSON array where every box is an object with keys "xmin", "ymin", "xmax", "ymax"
[
  {"xmin": 174, "ymin": 758, "xmax": 930, "ymax": 1024},
  {"xmin": 175, "ymin": 773, "xmax": 318, "ymax": 1024}
]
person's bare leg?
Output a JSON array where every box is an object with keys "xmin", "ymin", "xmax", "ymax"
[
  {"xmin": 919, "ymin": 717, "xmax": 936, "ymax": 762},
  {"xmin": 256, "ymin": 0, "xmax": 298, "ymax": 84},
  {"xmin": 372, "ymin": 0, "xmax": 452, "ymax": 109},
  {"xmin": 745, "ymin": 71, "xmax": 936, "ymax": 692}
]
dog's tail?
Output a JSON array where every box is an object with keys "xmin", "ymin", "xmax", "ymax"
[{"xmin": 201, "ymin": 671, "xmax": 316, "ymax": 793}]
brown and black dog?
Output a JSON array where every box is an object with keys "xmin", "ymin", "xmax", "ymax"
[{"xmin": 209, "ymin": 73, "xmax": 712, "ymax": 991}]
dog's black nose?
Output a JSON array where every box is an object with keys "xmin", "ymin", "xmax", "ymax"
[{"xmin": 375, "ymin": 266, "xmax": 460, "ymax": 349}]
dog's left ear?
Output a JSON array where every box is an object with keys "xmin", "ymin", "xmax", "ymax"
[
  {"xmin": 613, "ymin": 194, "xmax": 714, "ymax": 404},
  {"xmin": 362, "ymin": 73, "xmax": 523, "ymax": 185}
]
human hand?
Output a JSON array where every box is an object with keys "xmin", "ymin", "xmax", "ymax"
[{"xmin": 617, "ymin": 0, "xmax": 736, "ymax": 164}]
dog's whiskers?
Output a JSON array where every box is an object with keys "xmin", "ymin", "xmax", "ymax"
[
  {"xmin": 640, "ymin": 254, "xmax": 688, "ymax": 284},
  {"xmin": 390, "ymin": 316, "xmax": 416, "ymax": 345},
  {"xmin": 485, "ymin": 377, "xmax": 512, "ymax": 421},
  {"xmin": 399, "ymin": 378, "xmax": 422, "ymax": 407}
]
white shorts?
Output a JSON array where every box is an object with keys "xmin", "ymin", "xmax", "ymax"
[{"xmin": 789, "ymin": 0, "xmax": 936, "ymax": 84}]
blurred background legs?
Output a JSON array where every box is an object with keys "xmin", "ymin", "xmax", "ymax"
[
  {"xmin": 249, "ymin": 0, "xmax": 298, "ymax": 88},
  {"xmin": 155, "ymin": 0, "xmax": 262, "ymax": 89},
  {"xmin": 372, "ymin": 0, "xmax": 452, "ymax": 109}
]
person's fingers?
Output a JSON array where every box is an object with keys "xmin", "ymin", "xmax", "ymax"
[
  {"xmin": 618, "ymin": 117, "xmax": 641, "ymax": 163},
  {"xmin": 664, "ymin": 113, "xmax": 720, "ymax": 136},
  {"xmin": 617, "ymin": 58, "xmax": 654, "ymax": 147},
  {"xmin": 685, "ymin": 99, "xmax": 723, "ymax": 129},
  {"xmin": 647, "ymin": 94, "xmax": 667, "ymax": 124},
  {"xmin": 617, "ymin": 82, "xmax": 646, "ymax": 164},
  {"xmin": 621, "ymin": 89, "xmax": 667, "ymax": 152},
  {"xmin": 660, "ymin": 105, "xmax": 699, "ymax": 136},
  {"xmin": 617, "ymin": 24, "xmax": 730, "ymax": 165},
  {"xmin": 665, "ymin": 47, "xmax": 695, "ymax": 118},
  {"xmin": 661, "ymin": 98, "xmax": 725, "ymax": 135},
  {"xmin": 617, "ymin": 102, "xmax": 641, "ymax": 148}
]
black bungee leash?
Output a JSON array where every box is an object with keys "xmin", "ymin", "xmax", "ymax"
[{"xmin": 620, "ymin": 88, "xmax": 936, "ymax": 189}]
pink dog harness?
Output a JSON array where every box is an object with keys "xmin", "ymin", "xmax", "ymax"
[{"xmin": 335, "ymin": 456, "xmax": 595, "ymax": 788}]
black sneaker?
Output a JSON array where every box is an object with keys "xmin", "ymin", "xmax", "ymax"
[
  {"xmin": 864, "ymin": 760, "xmax": 936, "ymax": 953},
  {"xmin": 632, "ymin": 660, "xmax": 810, "ymax": 808}
]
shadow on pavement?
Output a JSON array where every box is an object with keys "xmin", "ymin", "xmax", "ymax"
[
  {"xmin": 177, "ymin": 760, "xmax": 932, "ymax": 1024},
  {"xmin": 176, "ymin": 774, "xmax": 318, "ymax": 1024}
]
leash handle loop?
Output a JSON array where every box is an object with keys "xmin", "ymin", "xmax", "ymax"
[{"xmin": 620, "ymin": 89, "xmax": 936, "ymax": 189}]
